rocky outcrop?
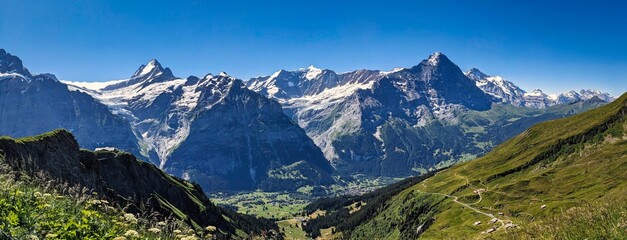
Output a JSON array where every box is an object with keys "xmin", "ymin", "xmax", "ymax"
[{"xmin": 0, "ymin": 129, "xmax": 277, "ymax": 237}]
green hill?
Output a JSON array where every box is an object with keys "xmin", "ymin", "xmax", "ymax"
[
  {"xmin": 0, "ymin": 130, "xmax": 280, "ymax": 239},
  {"xmin": 306, "ymin": 92, "xmax": 627, "ymax": 239}
]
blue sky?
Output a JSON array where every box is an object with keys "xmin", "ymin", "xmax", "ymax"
[{"xmin": 1, "ymin": 0, "xmax": 625, "ymax": 96}]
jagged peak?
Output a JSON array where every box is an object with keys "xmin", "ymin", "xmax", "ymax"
[
  {"xmin": 304, "ymin": 65, "xmax": 323, "ymax": 80},
  {"xmin": 427, "ymin": 51, "xmax": 445, "ymax": 65},
  {"xmin": 0, "ymin": 49, "xmax": 32, "ymax": 76},
  {"xmin": 35, "ymin": 73, "xmax": 60, "ymax": 82},
  {"xmin": 418, "ymin": 52, "xmax": 455, "ymax": 69},
  {"xmin": 268, "ymin": 69, "xmax": 285, "ymax": 80},
  {"xmin": 465, "ymin": 67, "xmax": 489, "ymax": 80},
  {"xmin": 306, "ymin": 65, "xmax": 321, "ymax": 71},
  {"xmin": 131, "ymin": 59, "xmax": 173, "ymax": 79}
]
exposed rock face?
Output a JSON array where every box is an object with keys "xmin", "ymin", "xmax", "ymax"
[
  {"xmin": 247, "ymin": 52, "xmax": 609, "ymax": 177},
  {"xmin": 166, "ymin": 77, "xmax": 334, "ymax": 191},
  {"xmin": 0, "ymin": 130, "xmax": 277, "ymax": 237},
  {"xmin": 247, "ymin": 53, "xmax": 498, "ymax": 175},
  {"xmin": 0, "ymin": 49, "xmax": 31, "ymax": 76},
  {"xmin": 465, "ymin": 68, "xmax": 526, "ymax": 106},
  {"xmin": 0, "ymin": 49, "xmax": 139, "ymax": 155},
  {"xmin": 65, "ymin": 60, "xmax": 334, "ymax": 191}
]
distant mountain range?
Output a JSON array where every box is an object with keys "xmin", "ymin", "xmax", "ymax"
[
  {"xmin": 247, "ymin": 52, "xmax": 612, "ymax": 177},
  {"xmin": 64, "ymin": 59, "xmax": 334, "ymax": 192},
  {"xmin": 0, "ymin": 48, "xmax": 616, "ymax": 191},
  {"xmin": 465, "ymin": 67, "xmax": 614, "ymax": 108}
]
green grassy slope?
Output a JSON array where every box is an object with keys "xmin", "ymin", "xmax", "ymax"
[
  {"xmin": 347, "ymin": 93, "xmax": 627, "ymax": 239},
  {"xmin": 0, "ymin": 130, "xmax": 280, "ymax": 239}
]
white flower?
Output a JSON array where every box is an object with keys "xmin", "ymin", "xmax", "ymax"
[
  {"xmin": 205, "ymin": 225, "xmax": 217, "ymax": 232},
  {"xmin": 113, "ymin": 237, "xmax": 127, "ymax": 240},
  {"xmin": 123, "ymin": 213, "xmax": 138, "ymax": 223},
  {"xmin": 148, "ymin": 227, "xmax": 161, "ymax": 234},
  {"xmin": 123, "ymin": 230, "xmax": 139, "ymax": 238}
]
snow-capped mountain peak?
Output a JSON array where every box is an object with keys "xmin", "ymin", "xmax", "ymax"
[
  {"xmin": 525, "ymin": 89, "xmax": 546, "ymax": 97},
  {"xmin": 465, "ymin": 68, "xmax": 489, "ymax": 80},
  {"xmin": 132, "ymin": 59, "xmax": 164, "ymax": 77},
  {"xmin": 304, "ymin": 65, "xmax": 323, "ymax": 80},
  {"xmin": 427, "ymin": 52, "xmax": 444, "ymax": 65}
]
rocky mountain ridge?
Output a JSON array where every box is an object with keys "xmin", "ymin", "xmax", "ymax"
[
  {"xmin": 64, "ymin": 57, "xmax": 334, "ymax": 191},
  {"xmin": 247, "ymin": 52, "xmax": 613, "ymax": 177},
  {"xmin": 465, "ymin": 67, "xmax": 614, "ymax": 108}
]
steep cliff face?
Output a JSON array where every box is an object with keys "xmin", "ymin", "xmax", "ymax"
[
  {"xmin": 0, "ymin": 130, "xmax": 277, "ymax": 237},
  {"xmin": 167, "ymin": 78, "xmax": 334, "ymax": 191}
]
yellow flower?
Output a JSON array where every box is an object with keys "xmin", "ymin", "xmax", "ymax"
[
  {"xmin": 173, "ymin": 229, "xmax": 182, "ymax": 234},
  {"xmin": 205, "ymin": 225, "xmax": 217, "ymax": 232}
]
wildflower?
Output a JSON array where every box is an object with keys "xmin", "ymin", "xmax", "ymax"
[
  {"xmin": 156, "ymin": 221, "xmax": 167, "ymax": 227},
  {"xmin": 176, "ymin": 234, "xmax": 187, "ymax": 239},
  {"xmin": 123, "ymin": 213, "xmax": 138, "ymax": 223},
  {"xmin": 26, "ymin": 235, "xmax": 38, "ymax": 240},
  {"xmin": 123, "ymin": 230, "xmax": 139, "ymax": 238},
  {"xmin": 33, "ymin": 192, "xmax": 42, "ymax": 198},
  {"xmin": 205, "ymin": 226, "xmax": 217, "ymax": 232},
  {"xmin": 148, "ymin": 228, "xmax": 161, "ymax": 234},
  {"xmin": 113, "ymin": 237, "xmax": 127, "ymax": 240},
  {"xmin": 173, "ymin": 229, "xmax": 182, "ymax": 234}
]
